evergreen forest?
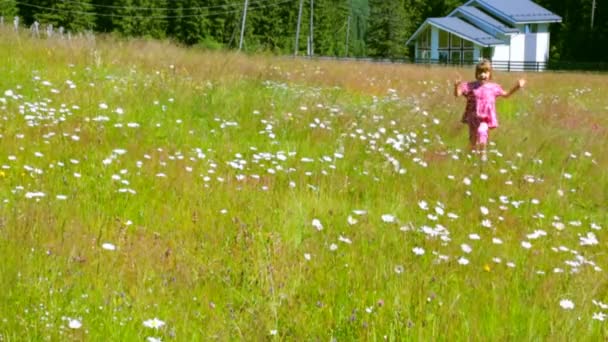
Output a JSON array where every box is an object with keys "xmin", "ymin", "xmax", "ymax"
[{"xmin": 1, "ymin": 0, "xmax": 606, "ymax": 62}]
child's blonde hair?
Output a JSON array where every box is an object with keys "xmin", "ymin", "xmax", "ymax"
[{"xmin": 475, "ymin": 59, "xmax": 493, "ymax": 80}]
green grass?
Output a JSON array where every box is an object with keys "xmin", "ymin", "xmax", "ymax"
[{"xmin": 1, "ymin": 28, "xmax": 607, "ymax": 340}]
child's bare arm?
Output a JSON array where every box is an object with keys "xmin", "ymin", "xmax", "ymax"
[
  {"xmin": 454, "ymin": 81, "xmax": 463, "ymax": 97},
  {"xmin": 453, "ymin": 74, "xmax": 463, "ymax": 97},
  {"xmin": 503, "ymin": 79, "xmax": 526, "ymax": 98}
]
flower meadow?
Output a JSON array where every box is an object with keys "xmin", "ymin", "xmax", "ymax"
[{"xmin": 1, "ymin": 28, "xmax": 607, "ymax": 340}]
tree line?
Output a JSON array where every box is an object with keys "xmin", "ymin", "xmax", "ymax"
[{"xmin": 0, "ymin": 0, "xmax": 606, "ymax": 62}]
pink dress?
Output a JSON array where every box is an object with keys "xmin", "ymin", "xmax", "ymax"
[{"xmin": 460, "ymin": 81, "xmax": 506, "ymax": 128}]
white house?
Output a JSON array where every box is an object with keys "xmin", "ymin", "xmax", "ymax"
[{"xmin": 406, "ymin": 0, "xmax": 562, "ymax": 71}]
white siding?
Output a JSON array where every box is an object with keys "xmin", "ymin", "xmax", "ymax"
[
  {"xmin": 535, "ymin": 32, "xmax": 550, "ymax": 62},
  {"xmin": 509, "ymin": 34, "xmax": 526, "ymax": 62},
  {"xmin": 431, "ymin": 27, "xmax": 439, "ymax": 59},
  {"xmin": 492, "ymin": 44, "xmax": 510, "ymax": 61}
]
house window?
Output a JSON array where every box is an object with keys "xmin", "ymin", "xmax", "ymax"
[
  {"xmin": 451, "ymin": 35, "xmax": 462, "ymax": 49},
  {"xmin": 463, "ymin": 50, "xmax": 474, "ymax": 63},
  {"xmin": 419, "ymin": 28, "xmax": 430, "ymax": 48},
  {"xmin": 482, "ymin": 47, "xmax": 493, "ymax": 59},
  {"xmin": 439, "ymin": 30, "xmax": 449, "ymax": 48},
  {"xmin": 524, "ymin": 24, "xmax": 538, "ymax": 33},
  {"xmin": 435, "ymin": 29, "xmax": 474, "ymax": 65}
]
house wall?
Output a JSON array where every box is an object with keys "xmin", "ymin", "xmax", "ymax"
[
  {"xmin": 509, "ymin": 34, "xmax": 526, "ymax": 62},
  {"xmin": 431, "ymin": 27, "xmax": 439, "ymax": 60},
  {"xmin": 511, "ymin": 24, "xmax": 551, "ymax": 63},
  {"xmin": 492, "ymin": 44, "xmax": 510, "ymax": 61}
]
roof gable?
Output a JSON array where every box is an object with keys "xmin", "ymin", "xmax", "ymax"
[
  {"xmin": 470, "ymin": 0, "xmax": 562, "ymax": 24},
  {"xmin": 451, "ymin": 6, "xmax": 519, "ymax": 35},
  {"xmin": 406, "ymin": 17, "xmax": 505, "ymax": 47}
]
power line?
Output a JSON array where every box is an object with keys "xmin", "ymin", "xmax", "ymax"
[
  {"xmin": 45, "ymin": 0, "xmax": 275, "ymax": 12},
  {"xmin": 14, "ymin": 0, "xmax": 293, "ymax": 19}
]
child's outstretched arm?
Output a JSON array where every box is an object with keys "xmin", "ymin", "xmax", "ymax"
[
  {"xmin": 453, "ymin": 74, "xmax": 464, "ymax": 97},
  {"xmin": 502, "ymin": 79, "xmax": 526, "ymax": 98},
  {"xmin": 454, "ymin": 81, "xmax": 464, "ymax": 97}
]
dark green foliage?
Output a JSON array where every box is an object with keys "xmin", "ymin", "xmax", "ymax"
[
  {"xmin": 5, "ymin": 0, "xmax": 608, "ymax": 62},
  {"xmin": 112, "ymin": 0, "xmax": 168, "ymax": 39},
  {"xmin": 0, "ymin": 0, "xmax": 18, "ymax": 19},
  {"xmin": 366, "ymin": 0, "xmax": 408, "ymax": 58}
]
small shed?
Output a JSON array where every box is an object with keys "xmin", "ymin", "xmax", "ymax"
[{"xmin": 406, "ymin": 0, "xmax": 562, "ymax": 70}]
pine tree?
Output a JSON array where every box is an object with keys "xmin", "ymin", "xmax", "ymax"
[
  {"xmin": 366, "ymin": 0, "xmax": 408, "ymax": 58},
  {"xmin": 29, "ymin": 0, "xmax": 95, "ymax": 33},
  {"xmin": 92, "ymin": 0, "xmax": 116, "ymax": 33},
  {"xmin": 113, "ymin": 0, "xmax": 168, "ymax": 39},
  {"xmin": 169, "ymin": 0, "xmax": 211, "ymax": 46},
  {"xmin": 0, "ymin": 0, "xmax": 18, "ymax": 21},
  {"xmin": 314, "ymin": 0, "xmax": 350, "ymax": 56},
  {"xmin": 247, "ymin": 0, "xmax": 292, "ymax": 52}
]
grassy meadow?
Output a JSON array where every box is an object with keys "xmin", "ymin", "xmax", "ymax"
[{"xmin": 1, "ymin": 27, "xmax": 607, "ymax": 340}]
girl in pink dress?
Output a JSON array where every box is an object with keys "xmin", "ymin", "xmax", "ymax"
[{"xmin": 454, "ymin": 60, "xmax": 526, "ymax": 161}]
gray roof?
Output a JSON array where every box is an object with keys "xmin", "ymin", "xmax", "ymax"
[
  {"xmin": 426, "ymin": 17, "xmax": 505, "ymax": 46},
  {"xmin": 453, "ymin": 6, "xmax": 519, "ymax": 34},
  {"xmin": 474, "ymin": 0, "xmax": 562, "ymax": 23}
]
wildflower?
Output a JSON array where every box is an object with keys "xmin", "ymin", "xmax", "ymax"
[
  {"xmin": 521, "ymin": 241, "xmax": 532, "ymax": 249},
  {"xmin": 480, "ymin": 206, "xmax": 489, "ymax": 216},
  {"xmin": 418, "ymin": 200, "xmax": 428, "ymax": 210},
  {"xmin": 458, "ymin": 257, "xmax": 469, "ymax": 265},
  {"xmin": 270, "ymin": 329, "xmax": 278, "ymax": 335},
  {"xmin": 304, "ymin": 253, "xmax": 311, "ymax": 261},
  {"xmin": 469, "ymin": 234, "xmax": 481, "ymax": 240},
  {"xmin": 102, "ymin": 243, "xmax": 116, "ymax": 251},
  {"xmin": 68, "ymin": 318, "xmax": 82, "ymax": 329},
  {"xmin": 143, "ymin": 318, "xmax": 166, "ymax": 329},
  {"xmin": 492, "ymin": 237, "xmax": 503, "ymax": 245},
  {"xmin": 412, "ymin": 247, "xmax": 425, "ymax": 256},
  {"xmin": 580, "ymin": 232, "xmax": 599, "ymax": 246},
  {"xmin": 329, "ymin": 243, "xmax": 338, "ymax": 251},
  {"xmin": 312, "ymin": 219, "xmax": 323, "ymax": 231},
  {"xmin": 347, "ymin": 216, "xmax": 358, "ymax": 225},
  {"xmin": 381, "ymin": 214, "xmax": 396, "ymax": 223},
  {"xmin": 592, "ymin": 312, "xmax": 606, "ymax": 321},
  {"xmin": 394, "ymin": 265, "xmax": 404, "ymax": 274},
  {"xmin": 593, "ymin": 300, "xmax": 608, "ymax": 310},
  {"xmin": 147, "ymin": 337, "xmax": 162, "ymax": 342},
  {"xmin": 338, "ymin": 235, "xmax": 352, "ymax": 244},
  {"xmin": 559, "ymin": 299, "xmax": 575, "ymax": 310},
  {"xmin": 461, "ymin": 244, "xmax": 472, "ymax": 254}
]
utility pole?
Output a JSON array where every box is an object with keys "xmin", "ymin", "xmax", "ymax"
[
  {"xmin": 591, "ymin": 0, "xmax": 596, "ymax": 29},
  {"xmin": 239, "ymin": 0, "xmax": 249, "ymax": 51},
  {"xmin": 309, "ymin": 0, "xmax": 314, "ymax": 56},
  {"xmin": 295, "ymin": 0, "xmax": 304, "ymax": 55}
]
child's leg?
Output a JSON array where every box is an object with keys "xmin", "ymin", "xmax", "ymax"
[
  {"xmin": 477, "ymin": 123, "xmax": 489, "ymax": 161},
  {"xmin": 468, "ymin": 124, "xmax": 477, "ymax": 151}
]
